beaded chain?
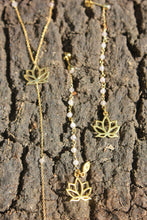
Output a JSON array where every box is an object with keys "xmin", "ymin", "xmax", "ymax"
[
  {"xmin": 99, "ymin": 6, "xmax": 109, "ymax": 110},
  {"xmin": 64, "ymin": 53, "xmax": 79, "ymax": 168},
  {"xmin": 85, "ymin": 1, "xmax": 120, "ymax": 139},
  {"xmin": 64, "ymin": 53, "xmax": 92, "ymax": 202}
]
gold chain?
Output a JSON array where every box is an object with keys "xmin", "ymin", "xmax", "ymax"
[
  {"xmin": 85, "ymin": 1, "xmax": 110, "ymax": 115},
  {"xmin": 64, "ymin": 53, "xmax": 78, "ymax": 168},
  {"xmin": 85, "ymin": 1, "xmax": 120, "ymax": 139},
  {"xmin": 36, "ymin": 83, "xmax": 46, "ymax": 219},
  {"xmin": 10, "ymin": 1, "xmax": 54, "ymax": 219},
  {"xmin": 64, "ymin": 53, "xmax": 92, "ymax": 202},
  {"xmin": 99, "ymin": 7, "xmax": 108, "ymax": 115},
  {"xmin": 10, "ymin": 0, "xmax": 54, "ymax": 65}
]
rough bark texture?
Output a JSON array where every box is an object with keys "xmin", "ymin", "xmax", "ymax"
[{"xmin": 0, "ymin": 0, "xmax": 147, "ymax": 219}]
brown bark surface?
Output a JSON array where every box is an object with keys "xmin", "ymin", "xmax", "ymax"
[{"xmin": 0, "ymin": 0, "xmax": 147, "ymax": 219}]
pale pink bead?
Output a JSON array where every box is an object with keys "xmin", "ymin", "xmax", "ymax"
[
  {"xmin": 68, "ymin": 99, "xmax": 74, "ymax": 106},
  {"xmin": 106, "ymin": 5, "xmax": 111, "ymax": 10},
  {"xmin": 101, "ymin": 100, "xmax": 106, "ymax": 106},
  {"xmin": 73, "ymin": 160, "xmax": 79, "ymax": 166},
  {"xmin": 102, "ymin": 31, "xmax": 107, "ymax": 37},
  {"xmin": 71, "ymin": 147, "xmax": 77, "ymax": 153},
  {"xmin": 100, "ymin": 88, "xmax": 106, "ymax": 94},
  {"xmin": 100, "ymin": 77, "xmax": 105, "ymax": 83},
  {"xmin": 39, "ymin": 157, "xmax": 45, "ymax": 164},
  {"xmin": 67, "ymin": 112, "xmax": 73, "ymax": 118},
  {"xmin": 70, "ymin": 122, "xmax": 76, "ymax": 128},
  {"xmin": 100, "ymin": 54, "xmax": 105, "ymax": 60},
  {"xmin": 99, "ymin": 65, "xmax": 104, "ymax": 72},
  {"xmin": 49, "ymin": 2, "xmax": 54, "ymax": 8},
  {"xmin": 69, "ymin": 87, "xmax": 74, "ymax": 93},
  {"xmin": 12, "ymin": 1, "xmax": 18, "ymax": 8},
  {"xmin": 71, "ymin": 135, "xmax": 77, "ymax": 140},
  {"xmin": 70, "ymin": 68, "xmax": 75, "ymax": 74},
  {"xmin": 101, "ymin": 42, "xmax": 106, "ymax": 48}
]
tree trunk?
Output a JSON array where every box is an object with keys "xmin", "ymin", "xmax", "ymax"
[{"xmin": 0, "ymin": 0, "xmax": 146, "ymax": 219}]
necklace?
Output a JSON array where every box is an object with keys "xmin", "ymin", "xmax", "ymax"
[{"xmin": 10, "ymin": 1, "xmax": 54, "ymax": 219}]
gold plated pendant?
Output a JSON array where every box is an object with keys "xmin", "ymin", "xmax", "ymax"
[
  {"xmin": 66, "ymin": 162, "xmax": 92, "ymax": 201},
  {"xmin": 66, "ymin": 178, "xmax": 92, "ymax": 202},
  {"xmin": 24, "ymin": 65, "xmax": 49, "ymax": 85},
  {"xmin": 93, "ymin": 114, "xmax": 120, "ymax": 138}
]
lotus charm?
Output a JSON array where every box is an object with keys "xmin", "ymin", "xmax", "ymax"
[
  {"xmin": 24, "ymin": 65, "xmax": 49, "ymax": 85},
  {"xmin": 66, "ymin": 178, "xmax": 92, "ymax": 201},
  {"xmin": 66, "ymin": 162, "xmax": 92, "ymax": 201},
  {"xmin": 93, "ymin": 114, "xmax": 120, "ymax": 138}
]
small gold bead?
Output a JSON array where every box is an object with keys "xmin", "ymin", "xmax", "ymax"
[
  {"xmin": 64, "ymin": 52, "xmax": 71, "ymax": 62},
  {"xmin": 85, "ymin": 0, "xmax": 93, "ymax": 8}
]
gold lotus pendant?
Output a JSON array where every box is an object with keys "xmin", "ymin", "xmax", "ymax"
[
  {"xmin": 24, "ymin": 65, "xmax": 49, "ymax": 85},
  {"xmin": 93, "ymin": 114, "xmax": 120, "ymax": 138},
  {"xmin": 66, "ymin": 162, "xmax": 92, "ymax": 201}
]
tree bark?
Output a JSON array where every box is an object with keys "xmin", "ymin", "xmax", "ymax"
[{"xmin": 0, "ymin": 0, "xmax": 146, "ymax": 219}]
